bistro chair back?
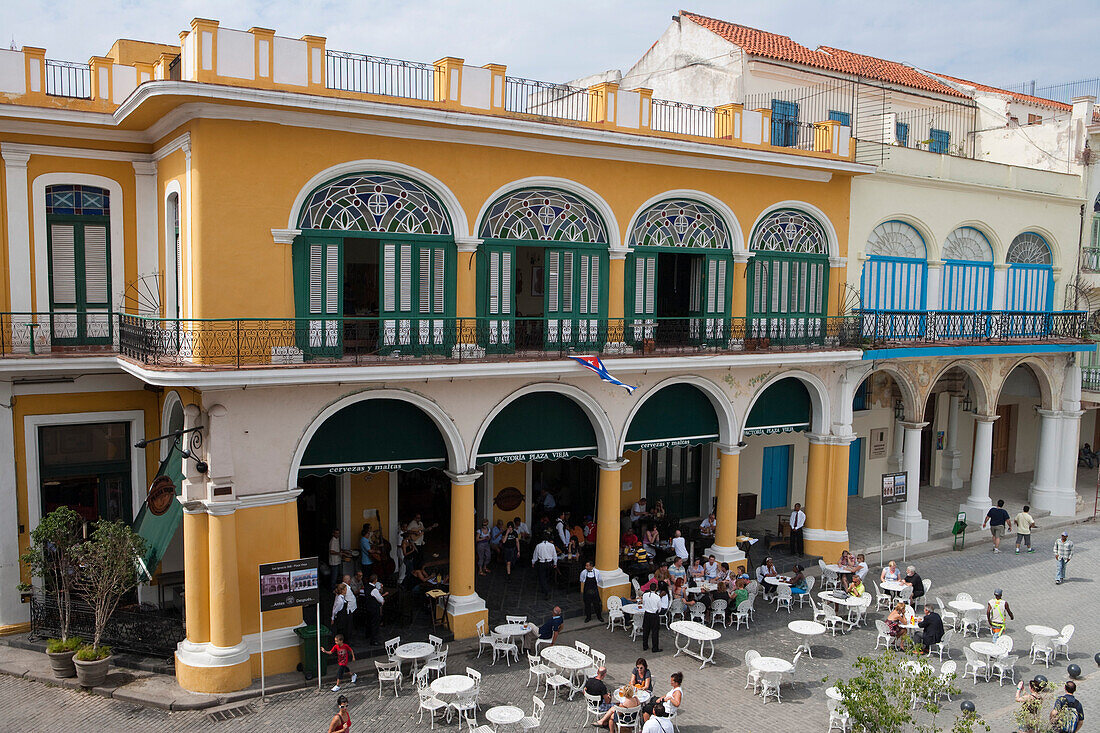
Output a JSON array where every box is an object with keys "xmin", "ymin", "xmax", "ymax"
[
  {"xmin": 507, "ymin": 615, "xmax": 528, "ymax": 624},
  {"xmin": 873, "ymin": 580, "xmax": 891, "ymax": 612},
  {"xmin": 1054, "ymin": 624, "xmax": 1074, "ymax": 659},
  {"xmin": 936, "ymin": 597, "xmax": 958, "ymax": 630},
  {"xmin": 709, "ymin": 598, "xmax": 728, "ymax": 627},
  {"xmin": 612, "ymin": 705, "xmax": 640, "ymax": 733},
  {"xmin": 526, "ymin": 653, "xmax": 551, "ymax": 691},
  {"xmin": 962, "ymin": 647, "xmax": 987, "ymax": 683},
  {"xmin": 955, "ymin": 592, "xmax": 972, "ymax": 603},
  {"xmin": 385, "ymin": 636, "xmax": 401, "ymax": 663},
  {"xmin": 583, "ymin": 691, "xmax": 603, "ymax": 726},
  {"xmin": 744, "ymin": 650, "xmax": 762, "ymax": 691},
  {"xmin": 775, "ymin": 584, "xmax": 793, "ymax": 613},
  {"xmin": 631, "ymin": 609, "xmax": 645, "ymax": 641},
  {"xmin": 428, "ymin": 634, "xmax": 443, "ymax": 650}
]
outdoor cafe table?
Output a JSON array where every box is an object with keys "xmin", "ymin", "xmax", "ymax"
[
  {"xmin": 970, "ymin": 641, "xmax": 1003, "ymax": 680},
  {"xmin": 825, "ymin": 686, "xmax": 843, "ymax": 701},
  {"xmin": 495, "ymin": 622, "xmax": 535, "ymax": 649},
  {"xmin": 881, "ymin": 580, "xmax": 908, "ymax": 596},
  {"xmin": 540, "ymin": 645, "xmax": 592, "ymax": 699},
  {"xmin": 614, "ymin": 688, "xmax": 652, "ymax": 705},
  {"xmin": 764, "ymin": 576, "xmax": 792, "ymax": 587},
  {"xmin": 788, "ymin": 620, "xmax": 826, "ymax": 658},
  {"xmin": 431, "ymin": 674, "xmax": 475, "ymax": 721},
  {"xmin": 751, "ymin": 656, "xmax": 793, "ymax": 675},
  {"xmin": 1025, "ymin": 624, "xmax": 1059, "ymax": 638},
  {"xmin": 818, "ymin": 591, "xmax": 862, "ymax": 611},
  {"xmin": 948, "ymin": 600, "xmax": 984, "ymax": 614},
  {"xmin": 395, "ymin": 641, "xmax": 435, "ymax": 674},
  {"xmin": 669, "ymin": 620, "xmax": 721, "ymax": 669},
  {"xmin": 485, "ymin": 705, "xmax": 525, "ymax": 730}
]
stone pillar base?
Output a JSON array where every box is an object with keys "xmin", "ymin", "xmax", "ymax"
[
  {"xmin": 886, "ymin": 515, "xmax": 929, "ymax": 545},
  {"xmin": 959, "ymin": 496, "xmax": 991, "ymax": 526},
  {"xmin": 175, "ymin": 639, "xmax": 252, "ymax": 693},
  {"xmin": 707, "ymin": 544, "xmax": 747, "ymax": 573},
  {"xmin": 804, "ymin": 528, "xmax": 849, "ymax": 562},
  {"xmin": 446, "ymin": 593, "xmax": 488, "ymax": 639},
  {"xmin": 1029, "ymin": 485, "xmax": 1078, "ymax": 517},
  {"xmin": 596, "ymin": 568, "xmax": 631, "ymax": 605},
  {"xmin": 941, "ymin": 449, "xmax": 963, "ymax": 490}
]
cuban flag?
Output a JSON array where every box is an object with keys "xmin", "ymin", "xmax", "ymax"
[{"xmin": 569, "ymin": 355, "xmax": 636, "ymax": 394}]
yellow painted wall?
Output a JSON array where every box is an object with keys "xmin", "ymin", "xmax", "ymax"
[
  {"xmin": 13, "ymin": 390, "xmax": 160, "ymax": 582},
  {"xmin": 156, "ymin": 145, "xmax": 188, "ymax": 318},
  {"xmin": 492, "ymin": 461, "xmax": 527, "ymax": 526},
  {"xmin": 235, "ymin": 501, "xmax": 301, "ymax": 638},
  {"xmin": 619, "ymin": 450, "xmax": 643, "ymax": 510},
  {"xmin": 186, "ymin": 118, "xmax": 853, "ymax": 319},
  {"xmin": 349, "ymin": 471, "xmax": 389, "ymax": 539}
]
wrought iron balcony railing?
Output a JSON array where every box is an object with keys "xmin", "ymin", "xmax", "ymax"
[
  {"xmin": 857, "ymin": 309, "xmax": 1087, "ymax": 343},
  {"xmin": 1081, "ymin": 247, "xmax": 1100, "ymax": 273},
  {"xmin": 1082, "ymin": 366, "xmax": 1100, "ymax": 392}
]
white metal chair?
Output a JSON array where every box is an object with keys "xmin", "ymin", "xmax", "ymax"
[
  {"xmin": 519, "ymin": 695, "xmax": 545, "ymax": 730},
  {"xmin": 450, "ymin": 692, "xmax": 479, "ymax": 726},
  {"xmin": 466, "ymin": 667, "xmax": 482, "ymax": 709},
  {"xmin": 962, "ymin": 647, "xmax": 987, "ymax": 684},
  {"xmin": 873, "ymin": 581, "xmax": 892, "ymax": 612},
  {"xmin": 898, "ymin": 586, "xmax": 914, "ymax": 605},
  {"xmin": 583, "ymin": 691, "xmax": 604, "ymax": 727},
  {"xmin": 574, "ymin": 640, "xmax": 590, "ymax": 656},
  {"xmin": 506, "ymin": 615, "xmax": 528, "ymax": 625},
  {"xmin": 922, "ymin": 578, "xmax": 931, "ymax": 594},
  {"xmin": 960, "ymin": 609, "xmax": 982, "ymax": 638},
  {"xmin": 375, "ymin": 659, "xmax": 402, "ymax": 698},
  {"xmin": 846, "ymin": 595, "xmax": 871, "ymax": 629},
  {"xmin": 688, "ymin": 601, "xmax": 707, "ymax": 623},
  {"xmin": 794, "ymin": 576, "xmax": 815, "ymax": 608},
  {"xmin": 875, "ymin": 620, "xmax": 894, "ymax": 650},
  {"xmin": 606, "ymin": 596, "xmax": 626, "ymax": 632},
  {"xmin": 631, "ymin": 578, "xmax": 641, "ymax": 598},
  {"xmin": 821, "ymin": 604, "xmax": 844, "ymax": 636},
  {"xmin": 992, "ymin": 651, "xmax": 1018, "ymax": 686},
  {"xmin": 732, "ymin": 596, "xmax": 754, "ymax": 630},
  {"xmin": 744, "ymin": 650, "xmax": 762, "ymax": 692},
  {"xmin": 464, "ymin": 719, "xmax": 493, "ymax": 733},
  {"xmin": 543, "ymin": 669, "xmax": 572, "ymax": 704},
  {"xmin": 612, "ymin": 705, "xmax": 640, "ymax": 733},
  {"xmin": 428, "ymin": 634, "xmax": 443, "ymax": 650},
  {"xmin": 955, "ymin": 592, "xmax": 972, "ymax": 603},
  {"xmin": 828, "ymin": 697, "xmax": 851, "ymax": 732},
  {"xmin": 760, "ymin": 670, "xmax": 784, "ymax": 704},
  {"xmin": 822, "ymin": 568, "xmax": 840, "ymax": 592},
  {"xmin": 490, "ymin": 632, "xmax": 518, "ymax": 666},
  {"xmin": 709, "ymin": 598, "xmax": 728, "ymax": 627},
  {"xmin": 808, "ymin": 593, "xmax": 827, "ymax": 623},
  {"xmin": 937, "ymin": 661, "xmax": 957, "ymax": 701},
  {"xmin": 588, "ymin": 649, "xmax": 606, "ymax": 679},
  {"xmin": 415, "ymin": 669, "xmax": 447, "ymax": 728},
  {"xmin": 630, "ymin": 609, "xmax": 645, "ymax": 641},
  {"xmin": 936, "ymin": 597, "xmax": 958, "ymax": 631},
  {"xmin": 667, "ymin": 598, "xmax": 686, "ymax": 625},
  {"xmin": 774, "ymin": 584, "xmax": 793, "ymax": 613},
  {"xmin": 1054, "ymin": 624, "xmax": 1074, "ymax": 660},
  {"xmin": 384, "ymin": 636, "xmax": 402, "ymax": 664},
  {"xmin": 423, "ymin": 646, "xmax": 448, "ymax": 678},
  {"xmin": 475, "ymin": 620, "xmax": 494, "ymax": 658},
  {"xmin": 1030, "ymin": 635, "xmax": 1054, "ymax": 667},
  {"xmin": 526, "ymin": 653, "xmax": 551, "ymax": 692},
  {"xmin": 929, "ymin": 630, "xmax": 954, "ymax": 661}
]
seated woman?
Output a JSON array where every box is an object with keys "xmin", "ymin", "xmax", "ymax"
[
  {"xmin": 714, "ymin": 562, "xmax": 732, "ymax": 584},
  {"xmin": 846, "ymin": 574, "xmax": 865, "ymax": 597},
  {"xmin": 881, "ymin": 560, "xmax": 902, "ymax": 583},
  {"xmin": 886, "ymin": 601, "xmax": 907, "ymax": 639},
  {"xmin": 837, "ymin": 550, "xmax": 857, "ymax": 585},
  {"xmin": 729, "ymin": 578, "xmax": 750, "ymax": 609},
  {"xmin": 630, "ymin": 658, "xmax": 653, "ymax": 691},
  {"xmin": 670, "ymin": 576, "xmax": 690, "ymax": 603},
  {"xmin": 597, "ymin": 683, "xmax": 639, "ymax": 731},
  {"xmin": 650, "ymin": 499, "xmax": 666, "ymax": 523},
  {"xmin": 688, "ymin": 558, "xmax": 705, "ymax": 584},
  {"xmin": 787, "ymin": 565, "xmax": 808, "ymax": 596},
  {"xmin": 621, "ymin": 529, "xmax": 639, "ymax": 554},
  {"xmin": 654, "ymin": 672, "xmax": 683, "ymax": 718},
  {"xmin": 565, "ymin": 535, "xmax": 582, "ymax": 560},
  {"xmin": 643, "ymin": 524, "xmax": 661, "ymax": 555}
]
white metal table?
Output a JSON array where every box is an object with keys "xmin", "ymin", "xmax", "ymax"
[
  {"xmin": 485, "ymin": 705, "xmax": 525, "ymax": 730},
  {"xmin": 788, "ymin": 620, "xmax": 826, "ymax": 658},
  {"xmin": 881, "ymin": 580, "xmax": 908, "ymax": 594},
  {"xmin": 751, "ymin": 656, "xmax": 793, "ymax": 673},
  {"xmin": 764, "ymin": 576, "xmax": 792, "ymax": 587},
  {"xmin": 431, "ymin": 674, "xmax": 475, "ymax": 722},
  {"xmin": 622, "ymin": 603, "xmax": 642, "ymax": 616},
  {"xmin": 495, "ymin": 622, "xmax": 534, "ymax": 649},
  {"xmin": 948, "ymin": 600, "xmax": 984, "ymax": 613},
  {"xmin": 1025, "ymin": 624, "xmax": 1059, "ymax": 637},
  {"xmin": 540, "ymin": 645, "xmax": 592, "ymax": 699},
  {"xmin": 970, "ymin": 641, "xmax": 1002, "ymax": 680},
  {"xmin": 613, "ymin": 688, "xmax": 652, "ymax": 705},
  {"xmin": 669, "ymin": 620, "xmax": 721, "ymax": 669},
  {"xmin": 395, "ymin": 641, "xmax": 435, "ymax": 674}
]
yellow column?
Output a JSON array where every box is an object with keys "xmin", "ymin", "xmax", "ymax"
[
  {"xmin": 804, "ymin": 436, "xmax": 852, "ymax": 561},
  {"xmin": 594, "ymin": 458, "xmax": 631, "ymax": 604},
  {"xmin": 608, "ymin": 252, "xmax": 626, "ymax": 344},
  {"xmin": 710, "ymin": 445, "xmax": 747, "ymax": 572},
  {"xmin": 446, "ymin": 472, "xmax": 486, "ymax": 638},
  {"xmin": 455, "ymin": 241, "xmax": 478, "ymax": 348},
  {"xmin": 182, "ymin": 508, "xmax": 209, "ymax": 643},
  {"xmin": 731, "ymin": 253, "xmax": 751, "ymax": 320}
]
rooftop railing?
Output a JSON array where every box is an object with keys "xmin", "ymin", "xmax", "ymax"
[
  {"xmin": 325, "ymin": 50, "xmax": 439, "ymax": 101},
  {"xmin": 858, "ymin": 309, "xmax": 1086, "ymax": 343},
  {"xmin": 503, "ymin": 76, "xmax": 591, "ymax": 121},
  {"xmin": 44, "ymin": 58, "xmax": 92, "ymax": 99},
  {"xmin": 650, "ymin": 98, "xmax": 717, "ymax": 138}
]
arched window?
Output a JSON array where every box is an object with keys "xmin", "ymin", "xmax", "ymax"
[
  {"xmin": 293, "ymin": 173, "xmax": 455, "ymax": 357},
  {"xmin": 45, "ymin": 184, "xmax": 112, "ymax": 345},
  {"xmin": 748, "ymin": 209, "xmax": 830, "ymax": 340},
  {"xmin": 941, "ymin": 227, "xmax": 993, "ymax": 312},
  {"xmin": 298, "ymin": 173, "xmax": 452, "ymax": 234},
  {"xmin": 861, "ymin": 221, "xmax": 926, "ymax": 311},
  {"xmin": 626, "ymin": 199, "xmax": 732, "ymax": 346},
  {"xmin": 479, "ymin": 188, "xmax": 607, "ymax": 243},
  {"xmin": 1006, "ymin": 232, "xmax": 1053, "ymax": 313}
]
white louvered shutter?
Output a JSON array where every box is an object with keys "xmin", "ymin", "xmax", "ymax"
[
  {"xmin": 83, "ymin": 225, "xmax": 109, "ymax": 305},
  {"xmin": 49, "ymin": 223, "xmax": 77, "ymax": 306}
]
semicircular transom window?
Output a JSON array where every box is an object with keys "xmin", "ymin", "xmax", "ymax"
[
  {"xmin": 751, "ymin": 209, "xmax": 828, "ymax": 254},
  {"xmin": 627, "ymin": 199, "xmax": 730, "ymax": 249},
  {"xmin": 298, "ymin": 173, "xmax": 452, "ymax": 235},
  {"xmin": 943, "ymin": 227, "xmax": 993, "ymax": 262},
  {"xmin": 865, "ymin": 221, "xmax": 925, "ymax": 259},
  {"xmin": 479, "ymin": 188, "xmax": 607, "ymax": 243},
  {"xmin": 1007, "ymin": 232, "xmax": 1052, "ymax": 265}
]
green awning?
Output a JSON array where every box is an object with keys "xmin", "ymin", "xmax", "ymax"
[
  {"xmin": 745, "ymin": 378, "xmax": 811, "ymax": 436},
  {"xmin": 134, "ymin": 442, "xmax": 184, "ymax": 580},
  {"xmin": 477, "ymin": 392, "xmax": 597, "ymax": 463},
  {"xmin": 624, "ymin": 383, "xmax": 719, "ymax": 450},
  {"xmin": 300, "ymin": 398, "xmax": 448, "ymax": 474}
]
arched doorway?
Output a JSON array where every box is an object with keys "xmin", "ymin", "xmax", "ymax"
[
  {"xmin": 861, "ymin": 221, "xmax": 927, "ymax": 311},
  {"xmin": 626, "ymin": 199, "xmax": 733, "ymax": 347},
  {"xmin": 748, "ymin": 209, "xmax": 830, "ymax": 342},
  {"xmin": 293, "ymin": 172, "xmax": 456, "ymax": 357},
  {"xmin": 477, "ymin": 188, "xmax": 609, "ymax": 353},
  {"xmin": 743, "ymin": 377, "xmax": 813, "ymax": 512},
  {"xmin": 941, "ymin": 227, "xmax": 994, "ymax": 337},
  {"xmin": 1005, "ymin": 232, "xmax": 1054, "ymax": 337}
]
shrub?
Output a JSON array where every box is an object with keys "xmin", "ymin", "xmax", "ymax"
[
  {"xmin": 20, "ymin": 506, "xmax": 83, "ymax": 642},
  {"xmin": 72, "ymin": 520, "xmax": 146, "ymax": 651},
  {"xmin": 75, "ymin": 645, "xmax": 111, "ymax": 662},
  {"xmin": 46, "ymin": 636, "xmax": 83, "ymax": 654}
]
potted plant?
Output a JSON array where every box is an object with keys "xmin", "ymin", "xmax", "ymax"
[
  {"xmin": 71, "ymin": 520, "xmax": 146, "ymax": 688},
  {"xmin": 20, "ymin": 506, "xmax": 82, "ymax": 678}
]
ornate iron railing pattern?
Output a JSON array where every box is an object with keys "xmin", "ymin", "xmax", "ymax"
[
  {"xmin": 649, "ymin": 99, "xmax": 716, "ymax": 138},
  {"xmin": 44, "ymin": 59, "xmax": 92, "ymax": 99},
  {"xmin": 30, "ymin": 590, "xmax": 184, "ymax": 659},
  {"xmin": 503, "ymin": 76, "xmax": 591, "ymax": 121},
  {"xmin": 325, "ymin": 50, "xmax": 439, "ymax": 101},
  {"xmin": 857, "ymin": 309, "xmax": 1086, "ymax": 343},
  {"xmin": 0, "ymin": 312, "xmax": 117, "ymax": 355},
  {"xmin": 1083, "ymin": 366, "xmax": 1100, "ymax": 392}
]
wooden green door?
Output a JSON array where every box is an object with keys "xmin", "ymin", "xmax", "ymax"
[
  {"xmin": 747, "ymin": 252, "xmax": 829, "ymax": 343},
  {"xmin": 546, "ymin": 247, "xmax": 605, "ymax": 350},
  {"xmin": 293, "ymin": 236, "xmax": 343, "ymax": 357},
  {"xmin": 700, "ymin": 253, "xmax": 730, "ymax": 346},
  {"xmin": 47, "ymin": 218, "xmax": 112, "ymax": 345},
  {"xmin": 626, "ymin": 252, "xmax": 657, "ymax": 346},
  {"xmin": 477, "ymin": 243, "xmax": 515, "ymax": 353},
  {"xmin": 380, "ymin": 241, "xmax": 452, "ymax": 355}
]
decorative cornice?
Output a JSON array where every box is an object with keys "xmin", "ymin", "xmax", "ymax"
[
  {"xmin": 1, "ymin": 141, "xmax": 152, "ymax": 164},
  {"xmin": 454, "ymin": 236, "xmax": 482, "ymax": 253},
  {"xmin": 594, "ymin": 457, "xmax": 630, "ymax": 471},
  {"xmin": 444, "ymin": 471, "xmax": 482, "ymax": 486},
  {"xmin": 131, "ymin": 160, "xmax": 158, "ymax": 176},
  {"xmin": 152, "ymin": 132, "xmax": 190, "ymax": 161},
  {"xmin": 271, "ymin": 228, "xmax": 300, "ymax": 245},
  {"xmin": 1, "ymin": 149, "xmax": 30, "ymax": 166}
]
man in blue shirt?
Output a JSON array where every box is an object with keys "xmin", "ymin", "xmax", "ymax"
[
  {"xmin": 1051, "ymin": 680, "xmax": 1084, "ymax": 732},
  {"xmin": 537, "ymin": 607, "xmax": 564, "ymax": 645},
  {"xmin": 359, "ymin": 524, "xmax": 373, "ymax": 574},
  {"xmin": 982, "ymin": 499, "xmax": 1012, "ymax": 554}
]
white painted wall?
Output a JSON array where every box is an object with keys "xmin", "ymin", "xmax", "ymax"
[{"xmin": 0, "ymin": 49, "xmax": 26, "ymax": 95}]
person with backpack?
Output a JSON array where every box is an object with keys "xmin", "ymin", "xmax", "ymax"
[{"xmin": 1051, "ymin": 680, "xmax": 1084, "ymax": 733}]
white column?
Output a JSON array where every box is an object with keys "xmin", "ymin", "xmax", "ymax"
[
  {"xmin": 2, "ymin": 150, "xmax": 31, "ymax": 312},
  {"xmin": 960, "ymin": 413, "xmax": 996, "ymax": 523},
  {"xmin": 132, "ymin": 160, "xmax": 159, "ymax": 285},
  {"xmin": 887, "ymin": 421, "xmax": 929, "ymax": 544},
  {"xmin": 888, "ymin": 418, "xmax": 904, "ymax": 471},
  {"xmin": 925, "ymin": 262, "xmax": 943, "ymax": 312},
  {"xmin": 1029, "ymin": 409, "xmax": 1067, "ymax": 514},
  {"xmin": 991, "ymin": 265, "xmax": 1009, "ymax": 311},
  {"xmin": 0, "ymin": 382, "xmax": 28, "ymax": 627},
  {"xmin": 941, "ymin": 395, "xmax": 963, "ymax": 489}
]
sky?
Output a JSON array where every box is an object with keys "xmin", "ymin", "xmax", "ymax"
[{"xmin": 2, "ymin": 0, "xmax": 1096, "ymax": 91}]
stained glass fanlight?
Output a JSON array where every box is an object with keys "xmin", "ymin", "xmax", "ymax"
[
  {"xmin": 298, "ymin": 173, "xmax": 452, "ymax": 234},
  {"xmin": 627, "ymin": 199, "xmax": 730, "ymax": 249},
  {"xmin": 750, "ymin": 209, "xmax": 828, "ymax": 254},
  {"xmin": 479, "ymin": 188, "xmax": 607, "ymax": 243}
]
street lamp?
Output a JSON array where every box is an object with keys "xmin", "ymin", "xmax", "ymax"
[
  {"xmin": 961, "ymin": 392, "xmax": 974, "ymax": 413},
  {"xmin": 893, "ymin": 399, "xmax": 905, "ymax": 421}
]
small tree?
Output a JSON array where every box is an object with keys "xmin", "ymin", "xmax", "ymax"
[
  {"xmin": 72, "ymin": 520, "xmax": 146, "ymax": 657},
  {"xmin": 828, "ymin": 649, "xmax": 990, "ymax": 733},
  {"xmin": 20, "ymin": 506, "xmax": 82, "ymax": 645}
]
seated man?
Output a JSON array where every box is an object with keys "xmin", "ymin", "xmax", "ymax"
[
  {"xmin": 528, "ymin": 606, "xmax": 564, "ymax": 648},
  {"xmin": 914, "ymin": 603, "xmax": 944, "ymax": 653},
  {"xmin": 627, "ymin": 543, "xmax": 654, "ymax": 583},
  {"xmin": 621, "ymin": 528, "xmax": 640, "ymax": 554},
  {"xmin": 1079, "ymin": 443, "xmax": 1098, "ymax": 469},
  {"xmin": 584, "ymin": 666, "xmax": 612, "ymax": 714},
  {"xmin": 699, "ymin": 513, "xmax": 717, "ymax": 537}
]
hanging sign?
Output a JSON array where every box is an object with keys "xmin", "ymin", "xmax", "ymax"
[
  {"xmin": 881, "ymin": 472, "xmax": 908, "ymax": 506},
  {"xmin": 259, "ymin": 557, "xmax": 319, "ymax": 612}
]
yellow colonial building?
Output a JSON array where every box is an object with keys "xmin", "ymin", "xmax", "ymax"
[{"xmin": 0, "ymin": 18, "xmax": 1089, "ymax": 694}]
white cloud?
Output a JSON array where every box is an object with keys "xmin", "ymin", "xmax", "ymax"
[{"xmin": 1, "ymin": 0, "xmax": 1093, "ymax": 92}]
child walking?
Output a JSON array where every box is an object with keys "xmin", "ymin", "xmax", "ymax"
[{"xmin": 326, "ymin": 634, "xmax": 357, "ymax": 692}]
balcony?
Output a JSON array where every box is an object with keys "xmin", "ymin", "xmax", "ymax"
[
  {"xmin": 1084, "ymin": 366, "xmax": 1100, "ymax": 392},
  {"xmin": 0, "ymin": 310, "xmax": 1088, "ymax": 370}
]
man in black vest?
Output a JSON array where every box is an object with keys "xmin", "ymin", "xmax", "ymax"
[{"xmin": 579, "ymin": 561, "xmax": 603, "ymax": 622}]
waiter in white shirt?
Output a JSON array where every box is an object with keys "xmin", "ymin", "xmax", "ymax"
[
  {"xmin": 789, "ymin": 502, "xmax": 806, "ymax": 556},
  {"xmin": 630, "ymin": 498, "xmax": 648, "ymax": 526},
  {"xmin": 640, "ymin": 582, "xmax": 668, "ymax": 652},
  {"xmin": 579, "ymin": 562, "xmax": 603, "ymax": 622},
  {"xmin": 532, "ymin": 534, "xmax": 558, "ymax": 599},
  {"xmin": 671, "ymin": 530, "xmax": 689, "ymax": 561}
]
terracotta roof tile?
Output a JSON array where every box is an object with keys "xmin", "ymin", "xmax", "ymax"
[
  {"xmin": 679, "ymin": 10, "xmax": 969, "ymax": 99},
  {"xmin": 931, "ymin": 73, "xmax": 1072, "ymax": 111}
]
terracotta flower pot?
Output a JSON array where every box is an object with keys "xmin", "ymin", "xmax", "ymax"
[
  {"xmin": 46, "ymin": 649, "xmax": 77, "ymax": 678},
  {"xmin": 73, "ymin": 655, "xmax": 111, "ymax": 688}
]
